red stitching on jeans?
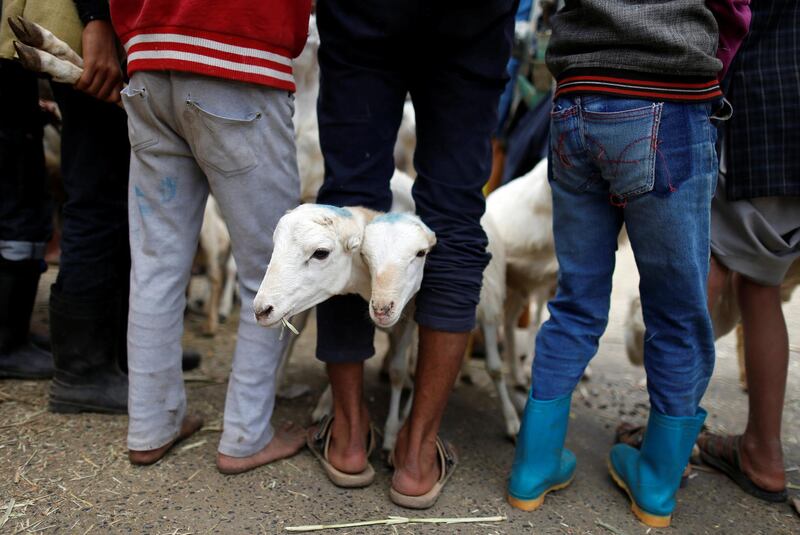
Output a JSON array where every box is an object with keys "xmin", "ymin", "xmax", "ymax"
[
  {"xmin": 655, "ymin": 144, "xmax": 676, "ymax": 192},
  {"xmin": 555, "ymin": 131, "xmax": 574, "ymax": 168}
]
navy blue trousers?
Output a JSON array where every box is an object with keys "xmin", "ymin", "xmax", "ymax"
[{"xmin": 315, "ymin": 0, "xmax": 517, "ymax": 362}]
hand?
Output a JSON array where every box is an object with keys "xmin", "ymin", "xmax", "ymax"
[{"xmin": 75, "ymin": 20, "xmax": 123, "ymax": 104}]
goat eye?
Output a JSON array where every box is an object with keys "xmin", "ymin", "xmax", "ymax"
[
  {"xmin": 312, "ymin": 249, "xmax": 330, "ymax": 260},
  {"xmin": 416, "ymin": 249, "xmax": 427, "ymax": 258}
]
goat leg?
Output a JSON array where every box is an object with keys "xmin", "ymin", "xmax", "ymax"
[
  {"xmin": 382, "ymin": 316, "xmax": 415, "ymax": 451},
  {"xmin": 13, "ymin": 42, "xmax": 81, "ymax": 84},
  {"xmin": 9, "ymin": 16, "xmax": 84, "ymax": 67},
  {"xmin": 483, "ymin": 321, "xmax": 521, "ymax": 440}
]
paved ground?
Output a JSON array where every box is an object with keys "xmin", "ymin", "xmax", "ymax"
[{"xmin": 2, "ymin": 244, "xmax": 799, "ymax": 534}]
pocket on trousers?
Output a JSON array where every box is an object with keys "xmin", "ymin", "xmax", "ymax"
[
  {"xmin": 121, "ymin": 86, "xmax": 159, "ymax": 151},
  {"xmin": 185, "ymin": 99, "xmax": 260, "ymax": 177},
  {"xmin": 582, "ymin": 102, "xmax": 663, "ymax": 199},
  {"xmin": 549, "ymin": 104, "xmax": 592, "ymax": 191}
]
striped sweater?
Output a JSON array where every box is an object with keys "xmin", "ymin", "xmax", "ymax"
[
  {"xmin": 547, "ymin": 0, "xmax": 750, "ymax": 103},
  {"xmin": 109, "ymin": 0, "xmax": 312, "ymax": 92}
]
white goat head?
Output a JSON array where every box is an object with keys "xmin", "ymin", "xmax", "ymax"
[
  {"xmin": 254, "ymin": 204, "xmax": 366, "ymax": 327},
  {"xmin": 361, "ymin": 213, "xmax": 436, "ymax": 328}
]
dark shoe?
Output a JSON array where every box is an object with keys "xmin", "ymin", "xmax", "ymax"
[
  {"xmin": 48, "ymin": 287, "xmax": 127, "ymax": 414},
  {"xmin": 0, "ymin": 257, "xmax": 53, "ymax": 379},
  {"xmin": 182, "ymin": 349, "xmax": 202, "ymax": 372}
]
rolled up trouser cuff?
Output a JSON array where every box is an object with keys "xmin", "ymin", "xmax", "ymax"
[
  {"xmin": 0, "ymin": 240, "xmax": 46, "ymax": 261},
  {"xmin": 413, "ymin": 307, "xmax": 476, "ymax": 333}
]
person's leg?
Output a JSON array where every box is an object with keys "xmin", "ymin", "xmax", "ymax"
[
  {"xmin": 609, "ymin": 100, "xmax": 717, "ymax": 527},
  {"xmin": 508, "ymin": 97, "xmax": 622, "ymax": 508},
  {"xmin": 47, "ymin": 83, "xmax": 130, "ymax": 413},
  {"xmin": 169, "ymin": 73, "xmax": 305, "ymax": 472},
  {"xmin": 622, "ymin": 102, "xmax": 717, "ymax": 417},
  {"xmin": 736, "ymin": 278, "xmax": 787, "ymax": 492},
  {"xmin": 122, "ymin": 72, "xmax": 206, "ymax": 461},
  {"xmin": 392, "ymin": 3, "xmax": 517, "ymax": 498},
  {"xmin": 707, "ymin": 255, "xmax": 729, "ymax": 311},
  {"xmin": 0, "ymin": 60, "xmax": 53, "ymax": 378},
  {"xmin": 314, "ymin": 0, "xmax": 407, "ymax": 476}
]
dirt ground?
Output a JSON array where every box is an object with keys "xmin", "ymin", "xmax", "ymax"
[{"xmin": 2, "ymin": 244, "xmax": 799, "ymax": 535}]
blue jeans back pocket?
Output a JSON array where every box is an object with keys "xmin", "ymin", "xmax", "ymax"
[{"xmin": 582, "ymin": 102, "xmax": 663, "ymax": 199}]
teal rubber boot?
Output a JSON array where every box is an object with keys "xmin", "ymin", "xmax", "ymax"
[
  {"xmin": 608, "ymin": 408, "xmax": 707, "ymax": 527},
  {"xmin": 507, "ymin": 394, "xmax": 576, "ymax": 511}
]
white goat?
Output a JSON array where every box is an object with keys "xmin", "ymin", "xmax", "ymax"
[
  {"xmin": 190, "ymin": 196, "xmax": 237, "ymax": 336},
  {"xmin": 293, "ymin": 16, "xmax": 325, "ymax": 203},
  {"xmin": 393, "ymin": 100, "xmax": 417, "ymax": 177},
  {"xmin": 475, "ymin": 214, "xmax": 521, "ymax": 438},
  {"xmin": 484, "ymin": 159, "xmax": 559, "ymax": 389},
  {"xmin": 625, "ymin": 258, "xmax": 800, "ymax": 390},
  {"xmin": 273, "ymin": 168, "xmax": 416, "ymax": 400},
  {"xmin": 254, "ymin": 205, "xmax": 435, "ymax": 450}
]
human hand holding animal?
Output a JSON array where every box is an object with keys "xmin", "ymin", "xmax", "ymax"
[{"xmin": 74, "ymin": 20, "xmax": 123, "ymax": 104}]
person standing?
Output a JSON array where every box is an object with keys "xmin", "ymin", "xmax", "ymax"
[
  {"xmin": 302, "ymin": 0, "xmax": 517, "ymax": 508},
  {"xmin": 699, "ymin": 0, "xmax": 800, "ymax": 504},
  {"xmin": 107, "ymin": 0, "xmax": 312, "ymax": 470},
  {"xmin": 0, "ymin": 0, "xmax": 130, "ymax": 415},
  {"xmin": 506, "ymin": 0, "xmax": 748, "ymax": 527}
]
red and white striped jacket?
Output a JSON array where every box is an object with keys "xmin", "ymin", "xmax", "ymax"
[{"xmin": 110, "ymin": 0, "xmax": 312, "ymax": 92}]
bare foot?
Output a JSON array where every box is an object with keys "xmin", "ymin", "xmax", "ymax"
[
  {"xmin": 390, "ymin": 427, "xmax": 440, "ymax": 497},
  {"xmin": 129, "ymin": 414, "xmax": 204, "ymax": 465},
  {"xmin": 217, "ymin": 422, "xmax": 306, "ymax": 474},
  {"xmin": 327, "ymin": 404, "xmax": 371, "ymax": 474}
]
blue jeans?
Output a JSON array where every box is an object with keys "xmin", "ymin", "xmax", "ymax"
[{"xmin": 532, "ymin": 96, "xmax": 718, "ymax": 417}]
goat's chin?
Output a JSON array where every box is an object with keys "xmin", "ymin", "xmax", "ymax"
[
  {"xmin": 256, "ymin": 315, "xmax": 282, "ymax": 328},
  {"xmin": 371, "ymin": 313, "xmax": 400, "ymax": 329}
]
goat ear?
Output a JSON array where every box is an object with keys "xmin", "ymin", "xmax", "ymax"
[
  {"xmin": 344, "ymin": 234, "xmax": 361, "ymax": 254},
  {"xmin": 426, "ymin": 230, "xmax": 437, "ymax": 248},
  {"xmin": 416, "ymin": 220, "xmax": 437, "ymax": 248}
]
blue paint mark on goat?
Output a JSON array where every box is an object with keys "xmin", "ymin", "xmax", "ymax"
[
  {"xmin": 318, "ymin": 205, "xmax": 353, "ymax": 218},
  {"xmin": 373, "ymin": 212, "xmax": 410, "ymax": 224}
]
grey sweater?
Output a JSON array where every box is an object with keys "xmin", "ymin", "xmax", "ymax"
[{"xmin": 546, "ymin": 0, "xmax": 723, "ymax": 79}]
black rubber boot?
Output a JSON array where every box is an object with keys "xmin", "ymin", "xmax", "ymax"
[
  {"xmin": 48, "ymin": 287, "xmax": 128, "ymax": 414},
  {"xmin": 0, "ymin": 258, "xmax": 54, "ymax": 379}
]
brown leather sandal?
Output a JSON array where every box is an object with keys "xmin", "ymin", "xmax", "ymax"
[
  {"xmin": 698, "ymin": 432, "xmax": 787, "ymax": 503},
  {"xmin": 307, "ymin": 415, "xmax": 377, "ymax": 488},
  {"xmin": 389, "ymin": 437, "xmax": 458, "ymax": 510}
]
